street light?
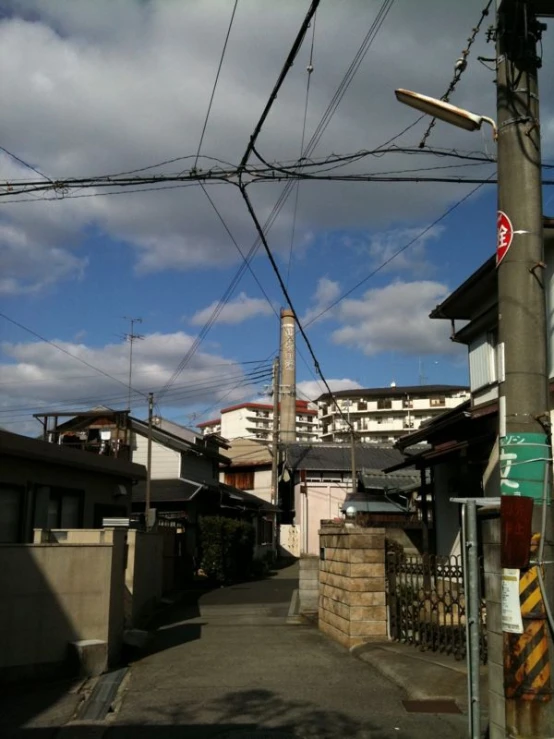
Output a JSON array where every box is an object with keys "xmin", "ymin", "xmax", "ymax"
[{"xmin": 394, "ymin": 88, "xmax": 497, "ymax": 139}]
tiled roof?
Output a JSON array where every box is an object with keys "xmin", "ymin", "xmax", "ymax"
[
  {"xmin": 284, "ymin": 443, "xmax": 406, "ymax": 472},
  {"xmin": 317, "ymin": 384, "xmax": 468, "ymax": 402}
]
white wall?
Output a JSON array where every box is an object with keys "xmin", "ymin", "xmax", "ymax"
[
  {"xmin": 295, "ymin": 482, "xmax": 346, "ymax": 555},
  {"xmin": 132, "ymin": 434, "xmax": 179, "ymax": 480}
]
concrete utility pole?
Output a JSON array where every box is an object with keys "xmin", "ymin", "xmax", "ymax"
[
  {"xmin": 271, "ymin": 356, "xmax": 280, "ymax": 550},
  {"xmin": 494, "ymin": 1, "xmax": 553, "ymax": 735},
  {"xmin": 279, "ymin": 308, "xmax": 296, "ymax": 443},
  {"xmin": 350, "ymin": 430, "xmax": 357, "ymax": 495},
  {"xmin": 145, "ymin": 391, "xmax": 154, "ymax": 529}
]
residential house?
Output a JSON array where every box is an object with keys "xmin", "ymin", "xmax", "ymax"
[
  {"xmin": 317, "ymin": 385, "xmax": 470, "ymax": 444},
  {"xmin": 283, "ymin": 443, "xmax": 420, "ymax": 556},
  {"xmin": 0, "ymin": 428, "xmax": 145, "ymax": 543},
  {"xmin": 198, "ymin": 399, "xmax": 320, "ymax": 442},
  {"xmin": 37, "ymin": 410, "xmax": 277, "ymax": 570},
  {"xmin": 389, "ymin": 217, "xmax": 554, "ymax": 556}
]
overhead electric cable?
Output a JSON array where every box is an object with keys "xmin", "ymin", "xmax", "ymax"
[
  {"xmin": 418, "ymin": 0, "xmax": 494, "ymax": 149},
  {"xmin": 239, "ymin": 184, "xmax": 354, "ymax": 433},
  {"xmin": 0, "ymin": 311, "xmax": 148, "ymax": 399},
  {"xmin": 0, "ymin": 144, "xmax": 53, "ymax": 183},
  {"xmin": 193, "ymin": 0, "xmax": 240, "ymax": 169},
  {"xmin": 239, "ymin": 0, "xmax": 321, "ymax": 171},
  {"xmin": 286, "ymin": 11, "xmax": 317, "ymax": 287},
  {"xmin": 304, "ymin": 177, "xmax": 493, "ymax": 326}
]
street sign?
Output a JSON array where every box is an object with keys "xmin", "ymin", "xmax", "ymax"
[{"xmin": 497, "ymin": 210, "xmax": 514, "ymax": 265}]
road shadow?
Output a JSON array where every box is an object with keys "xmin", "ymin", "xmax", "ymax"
[{"xmin": 11, "ymin": 686, "xmax": 392, "ymax": 739}]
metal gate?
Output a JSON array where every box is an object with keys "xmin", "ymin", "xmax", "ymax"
[{"xmin": 386, "ymin": 551, "xmax": 487, "ymax": 663}]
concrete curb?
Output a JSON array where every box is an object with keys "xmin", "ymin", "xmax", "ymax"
[
  {"xmin": 286, "ymin": 588, "xmax": 302, "ymax": 624},
  {"xmin": 351, "ymin": 644, "xmax": 472, "ymax": 707}
]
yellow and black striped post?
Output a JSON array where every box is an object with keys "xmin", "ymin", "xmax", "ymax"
[{"xmin": 505, "ymin": 534, "xmax": 551, "ymax": 704}]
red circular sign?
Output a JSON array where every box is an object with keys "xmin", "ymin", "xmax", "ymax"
[{"xmin": 497, "ymin": 210, "xmax": 513, "ymax": 265}]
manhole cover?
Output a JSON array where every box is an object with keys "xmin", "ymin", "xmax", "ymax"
[{"xmin": 403, "ymin": 699, "xmax": 462, "ymax": 714}]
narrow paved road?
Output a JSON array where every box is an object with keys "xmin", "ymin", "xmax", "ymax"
[{"xmin": 108, "ymin": 562, "xmax": 465, "ymax": 739}]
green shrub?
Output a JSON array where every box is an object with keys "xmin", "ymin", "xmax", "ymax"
[{"xmin": 199, "ymin": 516, "xmax": 255, "ymax": 584}]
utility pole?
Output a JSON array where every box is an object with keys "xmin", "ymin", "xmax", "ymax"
[
  {"xmin": 271, "ymin": 356, "xmax": 280, "ymax": 551},
  {"xmin": 494, "ymin": 1, "xmax": 553, "ymax": 736},
  {"xmin": 145, "ymin": 392, "xmax": 154, "ymax": 530},
  {"xmin": 124, "ymin": 316, "xmax": 144, "ymax": 414},
  {"xmin": 350, "ymin": 430, "xmax": 357, "ymax": 495}
]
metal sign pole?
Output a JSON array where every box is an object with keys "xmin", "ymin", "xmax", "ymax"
[
  {"xmin": 452, "ymin": 497, "xmax": 500, "ymax": 739},
  {"xmin": 460, "ymin": 503, "xmax": 474, "ymax": 739},
  {"xmin": 466, "ymin": 500, "xmax": 481, "ymax": 739}
]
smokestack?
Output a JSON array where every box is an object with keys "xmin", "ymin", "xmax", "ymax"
[{"xmin": 279, "ymin": 308, "xmax": 296, "ymax": 443}]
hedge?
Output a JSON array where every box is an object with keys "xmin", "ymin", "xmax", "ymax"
[{"xmin": 199, "ymin": 516, "xmax": 255, "ymax": 584}]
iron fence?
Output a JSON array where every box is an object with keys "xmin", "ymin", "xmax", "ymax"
[{"xmin": 386, "ymin": 551, "xmax": 487, "ymax": 663}]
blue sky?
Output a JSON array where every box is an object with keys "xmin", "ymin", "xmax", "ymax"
[{"xmin": 0, "ymin": 0, "xmax": 553, "ymax": 434}]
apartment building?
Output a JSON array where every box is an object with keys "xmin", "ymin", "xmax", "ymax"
[
  {"xmin": 317, "ymin": 384, "xmax": 470, "ymax": 444},
  {"xmin": 197, "ymin": 399, "xmax": 320, "ymax": 442}
]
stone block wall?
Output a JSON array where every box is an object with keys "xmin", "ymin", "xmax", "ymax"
[
  {"xmin": 318, "ymin": 525, "xmax": 387, "ymax": 648},
  {"xmin": 298, "ymin": 554, "xmax": 319, "ymax": 613}
]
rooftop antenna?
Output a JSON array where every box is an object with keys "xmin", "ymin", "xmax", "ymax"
[{"xmin": 123, "ymin": 317, "xmax": 144, "ymax": 414}]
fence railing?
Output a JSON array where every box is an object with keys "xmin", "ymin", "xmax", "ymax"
[{"xmin": 386, "ymin": 551, "xmax": 487, "ymax": 663}]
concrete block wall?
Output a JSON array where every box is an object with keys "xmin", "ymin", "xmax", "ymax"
[
  {"xmin": 318, "ymin": 526, "xmax": 387, "ymax": 649},
  {"xmin": 298, "ymin": 554, "xmax": 319, "ymax": 613},
  {"xmin": 0, "ymin": 535, "xmax": 126, "ymax": 679}
]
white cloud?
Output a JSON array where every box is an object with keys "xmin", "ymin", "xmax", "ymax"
[
  {"xmin": 0, "ymin": 0, "xmax": 528, "ymax": 291},
  {"xmin": 297, "ymin": 378, "xmax": 362, "ymax": 401},
  {"xmin": 302, "ymin": 277, "xmax": 341, "ymax": 324},
  {"xmin": 366, "ymin": 225, "xmax": 445, "ymax": 275},
  {"xmin": 189, "ymin": 292, "xmax": 274, "ymax": 326},
  {"xmin": 0, "ymin": 331, "xmax": 268, "ymax": 433},
  {"xmin": 331, "ymin": 280, "xmax": 462, "ymax": 356},
  {"xmin": 0, "ymin": 221, "xmax": 88, "ymax": 295}
]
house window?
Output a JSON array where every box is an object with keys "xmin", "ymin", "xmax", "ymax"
[
  {"xmin": 377, "ymin": 398, "xmax": 392, "ymax": 409},
  {"xmin": 358, "ymin": 401, "xmax": 367, "ymax": 411},
  {"xmin": 257, "ymin": 517, "xmax": 274, "ymax": 546},
  {"xmin": 33, "ymin": 486, "xmax": 83, "ymax": 530},
  {"xmin": 0, "ymin": 484, "xmax": 24, "ymax": 542},
  {"xmin": 430, "ymin": 396, "xmax": 445, "ymax": 407},
  {"xmin": 225, "ymin": 470, "xmax": 255, "ymax": 490}
]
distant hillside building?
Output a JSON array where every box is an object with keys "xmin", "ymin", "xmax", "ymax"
[
  {"xmin": 197, "ymin": 400, "xmax": 319, "ymax": 443},
  {"xmin": 317, "ymin": 384, "xmax": 470, "ymax": 444}
]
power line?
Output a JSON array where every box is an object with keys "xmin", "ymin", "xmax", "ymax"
[
  {"xmin": 0, "ymin": 365, "xmax": 273, "ymax": 418},
  {"xmin": 193, "ymin": 0, "xmax": 240, "ymax": 169},
  {"xmin": 0, "ymin": 144, "xmax": 53, "ymax": 183},
  {"xmin": 0, "ymin": 146, "xmax": 503, "ymax": 199},
  {"xmin": 156, "ymin": 184, "xmax": 280, "ymax": 403},
  {"xmin": 200, "ymin": 183, "xmax": 279, "ymax": 319},
  {"xmin": 239, "ymin": 0, "xmax": 321, "ymax": 171},
  {"xmin": 239, "ymin": 184, "xmax": 354, "ymax": 435},
  {"xmin": 304, "ymin": 176, "xmax": 494, "ymax": 327},
  {"xmin": 418, "ymin": 0, "xmax": 494, "ymax": 149},
  {"xmin": 286, "ymin": 11, "xmax": 316, "ymax": 288},
  {"xmin": 0, "ymin": 358, "xmax": 272, "ymax": 386},
  {"xmin": 294, "ymin": 0, "xmax": 395, "ymax": 158},
  {"xmin": 0, "ymin": 311, "xmax": 148, "ymax": 399}
]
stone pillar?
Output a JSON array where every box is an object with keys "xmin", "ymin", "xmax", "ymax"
[
  {"xmin": 298, "ymin": 554, "xmax": 319, "ymax": 614},
  {"xmin": 318, "ymin": 525, "xmax": 386, "ymax": 648}
]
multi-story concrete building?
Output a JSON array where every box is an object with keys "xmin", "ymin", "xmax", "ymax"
[
  {"xmin": 317, "ymin": 384, "xmax": 470, "ymax": 444},
  {"xmin": 197, "ymin": 399, "xmax": 319, "ymax": 442}
]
